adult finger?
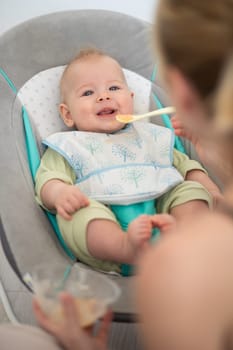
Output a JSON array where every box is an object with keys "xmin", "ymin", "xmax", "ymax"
[
  {"xmin": 96, "ymin": 309, "xmax": 113, "ymax": 344},
  {"xmin": 32, "ymin": 298, "xmax": 59, "ymax": 336},
  {"xmin": 150, "ymin": 214, "xmax": 176, "ymax": 233},
  {"xmin": 59, "ymin": 293, "xmax": 81, "ymax": 325}
]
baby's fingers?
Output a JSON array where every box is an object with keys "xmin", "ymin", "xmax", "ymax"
[
  {"xmin": 171, "ymin": 115, "xmax": 182, "ymax": 128},
  {"xmin": 79, "ymin": 194, "xmax": 90, "ymax": 207},
  {"xmin": 72, "ymin": 192, "xmax": 90, "ymax": 209},
  {"xmin": 57, "ymin": 206, "xmax": 73, "ymax": 221},
  {"xmin": 173, "ymin": 128, "xmax": 185, "ymax": 137}
]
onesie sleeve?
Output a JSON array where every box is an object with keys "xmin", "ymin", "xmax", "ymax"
[
  {"xmin": 173, "ymin": 148, "xmax": 207, "ymax": 178},
  {"xmin": 35, "ymin": 147, "xmax": 76, "ymax": 207}
]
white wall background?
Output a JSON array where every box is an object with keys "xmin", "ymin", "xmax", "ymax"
[{"xmin": 1, "ymin": 0, "xmax": 157, "ymax": 34}]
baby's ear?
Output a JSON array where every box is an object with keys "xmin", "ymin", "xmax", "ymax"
[{"xmin": 59, "ymin": 103, "xmax": 74, "ymax": 127}]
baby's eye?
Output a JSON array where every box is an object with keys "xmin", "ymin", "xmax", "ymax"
[
  {"xmin": 82, "ymin": 90, "xmax": 94, "ymax": 96},
  {"xmin": 109, "ymin": 86, "xmax": 120, "ymax": 91}
]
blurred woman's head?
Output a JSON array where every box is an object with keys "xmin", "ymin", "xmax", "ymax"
[
  {"xmin": 154, "ymin": 0, "xmax": 233, "ymax": 103},
  {"xmin": 154, "ymin": 0, "xmax": 233, "ymax": 122},
  {"xmin": 215, "ymin": 54, "xmax": 233, "ymax": 132},
  {"xmin": 154, "ymin": 0, "xmax": 233, "ymax": 181}
]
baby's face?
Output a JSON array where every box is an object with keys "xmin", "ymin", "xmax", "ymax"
[{"xmin": 60, "ymin": 56, "xmax": 134, "ymax": 133}]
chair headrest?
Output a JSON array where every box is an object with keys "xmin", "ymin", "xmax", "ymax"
[{"xmin": 18, "ymin": 66, "xmax": 153, "ymax": 144}]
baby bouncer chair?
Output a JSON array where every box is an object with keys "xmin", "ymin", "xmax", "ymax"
[{"xmin": 0, "ymin": 9, "xmax": 201, "ymax": 349}]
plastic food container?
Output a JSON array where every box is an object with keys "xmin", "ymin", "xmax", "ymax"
[{"xmin": 32, "ymin": 263, "xmax": 121, "ymax": 327}]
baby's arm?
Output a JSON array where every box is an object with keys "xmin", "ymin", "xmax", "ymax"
[
  {"xmin": 35, "ymin": 148, "xmax": 89, "ymax": 220},
  {"xmin": 171, "ymin": 115, "xmax": 205, "ymax": 161},
  {"xmin": 41, "ymin": 180, "xmax": 89, "ymax": 221}
]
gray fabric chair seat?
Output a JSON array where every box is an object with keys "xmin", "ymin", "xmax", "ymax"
[{"xmin": 0, "ymin": 9, "xmax": 169, "ymax": 325}]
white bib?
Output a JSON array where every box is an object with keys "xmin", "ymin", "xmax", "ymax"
[{"xmin": 43, "ymin": 123, "xmax": 183, "ymax": 205}]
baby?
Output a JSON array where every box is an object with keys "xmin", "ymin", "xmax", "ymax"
[{"xmin": 35, "ymin": 48, "xmax": 219, "ymax": 275}]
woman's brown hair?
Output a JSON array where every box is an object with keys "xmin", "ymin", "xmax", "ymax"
[{"xmin": 154, "ymin": 0, "xmax": 233, "ymax": 99}]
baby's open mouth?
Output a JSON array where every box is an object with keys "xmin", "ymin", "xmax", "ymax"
[{"xmin": 97, "ymin": 108, "xmax": 117, "ymax": 116}]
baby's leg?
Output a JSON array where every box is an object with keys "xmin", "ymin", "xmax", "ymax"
[
  {"xmin": 157, "ymin": 180, "xmax": 212, "ymax": 224},
  {"xmin": 87, "ymin": 215, "xmax": 151, "ymax": 264},
  {"xmin": 87, "ymin": 219, "xmax": 133, "ymax": 263},
  {"xmin": 171, "ymin": 199, "xmax": 208, "ymax": 223},
  {"xmin": 57, "ymin": 199, "xmax": 151, "ymax": 271},
  {"xmin": 57, "ymin": 199, "xmax": 121, "ymax": 273}
]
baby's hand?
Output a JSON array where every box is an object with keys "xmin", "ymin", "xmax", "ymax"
[
  {"xmin": 55, "ymin": 184, "xmax": 89, "ymax": 220},
  {"xmin": 171, "ymin": 115, "xmax": 206, "ymax": 163},
  {"xmin": 171, "ymin": 115, "xmax": 194, "ymax": 142}
]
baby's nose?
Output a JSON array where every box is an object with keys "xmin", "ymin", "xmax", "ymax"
[{"xmin": 96, "ymin": 94, "xmax": 111, "ymax": 102}]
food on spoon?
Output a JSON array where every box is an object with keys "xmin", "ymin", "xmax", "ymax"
[{"xmin": 116, "ymin": 114, "xmax": 134, "ymax": 123}]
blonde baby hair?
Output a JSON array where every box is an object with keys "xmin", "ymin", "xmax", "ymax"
[{"xmin": 60, "ymin": 47, "xmax": 106, "ymax": 102}]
